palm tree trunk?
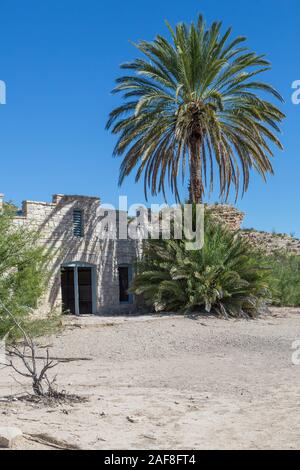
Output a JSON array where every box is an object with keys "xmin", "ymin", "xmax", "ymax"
[{"xmin": 188, "ymin": 140, "xmax": 203, "ymax": 204}]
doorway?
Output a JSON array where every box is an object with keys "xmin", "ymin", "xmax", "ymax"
[
  {"xmin": 61, "ymin": 263, "xmax": 96, "ymax": 315},
  {"xmin": 61, "ymin": 267, "xmax": 75, "ymax": 314},
  {"xmin": 118, "ymin": 265, "xmax": 133, "ymax": 304},
  {"xmin": 78, "ymin": 268, "xmax": 93, "ymax": 314}
]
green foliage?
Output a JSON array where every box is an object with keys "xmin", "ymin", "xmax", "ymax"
[
  {"xmin": 0, "ymin": 212, "xmax": 52, "ymax": 338},
  {"xmin": 107, "ymin": 14, "xmax": 284, "ymax": 202},
  {"xmin": 131, "ymin": 215, "xmax": 272, "ymax": 317},
  {"xmin": 269, "ymin": 253, "xmax": 300, "ymax": 307},
  {"xmin": 3, "ymin": 201, "xmax": 18, "ymax": 215},
  {"xmin": 0, "ymin": 315, "xmax": 62, "ymax": 343}
]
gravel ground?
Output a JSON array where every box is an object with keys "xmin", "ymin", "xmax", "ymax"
[{"xmin": 1, "ymin": 307, "xmax": 300, "ymax": 450}]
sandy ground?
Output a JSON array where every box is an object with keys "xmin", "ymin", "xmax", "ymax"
[{"xmin": 1, "ymin": 307, "xmax": 300, "ymax": 450}]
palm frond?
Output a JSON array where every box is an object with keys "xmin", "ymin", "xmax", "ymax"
[
  {"xmin": 130, "ymin": 211, "xmax": 273, "ymax": 317},
  {"xmin": 107, "ymin": 14, "xmax": 285, "ymax": 203}
]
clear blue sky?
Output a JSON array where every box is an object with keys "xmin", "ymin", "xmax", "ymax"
[{"xmin": 0, "ymin": 0, "xmax": 299, "ymax": 235}]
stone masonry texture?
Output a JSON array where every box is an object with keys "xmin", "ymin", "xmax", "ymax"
[
  {"xmin": 2, "ymin": 193, "xmax": 299, "ymax": 317},
  {"xmin": 9, "ymin": 194, "xmax": 141, "ymax": 316}
]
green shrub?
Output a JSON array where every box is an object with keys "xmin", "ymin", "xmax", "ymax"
[
  {"xmin": 269, "ymin": 253, "xmax": 300, "ymax": 307},
  {"xmin": 0, "ymin": 212, "xmax": 52, "ymax": 338},
  {"xmin": 131, "ymin": 215, "xmax": 272, "ymax": 317}
]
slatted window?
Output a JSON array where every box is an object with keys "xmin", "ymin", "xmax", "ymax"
[{"xmin": 73, "ymin": 210, "xmax": 84, "ymax": 237}]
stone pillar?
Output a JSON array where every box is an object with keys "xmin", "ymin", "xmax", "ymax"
[
  {"xmin": 52, "ymin": 194, "xmax": 64, "ymax": 204},
  {"xmin": 0, "ymin": 193, "xmax": 4, "ymax": 213}
]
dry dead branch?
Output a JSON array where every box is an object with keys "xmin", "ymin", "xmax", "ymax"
[
  {"xmin": 0, "ymin": 299, "xmax": 59, "ymax": 397},
  {"xmin": 24, "ymin": 433, "xmax": 81, "ymax": 450}
]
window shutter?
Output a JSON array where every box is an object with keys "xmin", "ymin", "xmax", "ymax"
[{"xmin": 73, "ymin": 210, "xmax": 84, "ymax": 237}]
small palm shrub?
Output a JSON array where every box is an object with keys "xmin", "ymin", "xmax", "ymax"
[{"xmin": 131, "ymin": 216, "xmax": 272, "ymax": 317}]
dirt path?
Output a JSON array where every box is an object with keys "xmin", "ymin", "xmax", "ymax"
[{"xmin": 1, "ymin": 307, "xmax": 300, "ymax": 450}]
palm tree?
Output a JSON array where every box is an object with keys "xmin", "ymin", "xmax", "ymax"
[
  {"xmin": 130, "ymin": 212, "xmax": 272, "ymax": 317},
  {"xmin": 106, "ymin": 15, "xmax": 285, "ymax": 203}
]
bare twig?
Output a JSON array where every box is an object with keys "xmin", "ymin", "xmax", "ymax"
[
  {"xmin": 0, "ymin": 298, "xmax": 59, "ymax": 397},
  {"xmin": 24, "ymin": 433, "xmax": 81, "ymax": 450}
]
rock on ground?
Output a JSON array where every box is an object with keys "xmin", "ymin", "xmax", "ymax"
[{"xmin": 0, "ymin": 427, "xmax": 22, "ymax": 448}]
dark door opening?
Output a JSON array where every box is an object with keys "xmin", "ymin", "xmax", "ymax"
[
  {"xmin": 61, "ymin": 265, "xmax": 94, "ymax": 315},
  {"xmin": 61, "ymin": 267, "xmax": 75, "ymax": 314},
  {"xmin": 118, "ymin": 266, "xmax": 130, "ymax": 303},
  {"xmin": 78, "ymin": 268, "xmax": 93, "ymax": 314}
]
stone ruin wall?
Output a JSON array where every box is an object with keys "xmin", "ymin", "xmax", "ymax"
[
  {"xmin": 207, "ymin": 204, "xmax": 300, "ymax": 255},
  {"xmin": 1, "ymin": 192, "xmax": 299, "ymax": 318},
  {"xmin": 1, "ymin": 194, "xmax": 141, "ymax": 317},
  {"xmin": 240, "ymin": 231, "xmax": 300, "ymax": 255},
  {"xmin": 207, "ymin": 204, "xmax": 245, "ymax": 231}
]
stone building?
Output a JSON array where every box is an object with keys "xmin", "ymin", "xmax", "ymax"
[
  {"xmin": 0, "ymin": 193, "xmax": 246, "ymax": 316},
  {"xmin": 1, "ymin": 193, "xmax": 142, "ymax": 316}
]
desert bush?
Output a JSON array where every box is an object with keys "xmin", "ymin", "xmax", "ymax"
[
  {"xmin": 0, "ymin": 212, "xmax": 52, "ymax": 338},
  {"xmin": 131, "ymin": 215, "xmax": 272, "ymax": 317},
  {"xmin": 269, "ymin": 253, "xmax": 300, "ymax": 307}
]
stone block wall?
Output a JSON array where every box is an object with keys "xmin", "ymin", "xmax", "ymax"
[
  {"xmin": 8, "ymin": 194, "xmax": 141, "ymax": 316},
  {"xmin": 240, "ymin": 230, "xmax": 300, "ymax": 255},
  {"xmin": 207, "ymin": 204, "xmax": 245, "ymax": 231},
  {"xmin": 6, "ymin": 190, "xmax": 296, "ymax": 317},
  {"xmin": 4, "ymin": 196, "xmax": 246, "ymax": 318}
]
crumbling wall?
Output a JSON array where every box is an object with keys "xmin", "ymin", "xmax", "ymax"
[
  {"xmin": 240, "ymin": 230, "xmax": 300, "ymax": 255},
  {"xmin": 207, "ymin": 204, "xmax": 245, "ymax": 231}
]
